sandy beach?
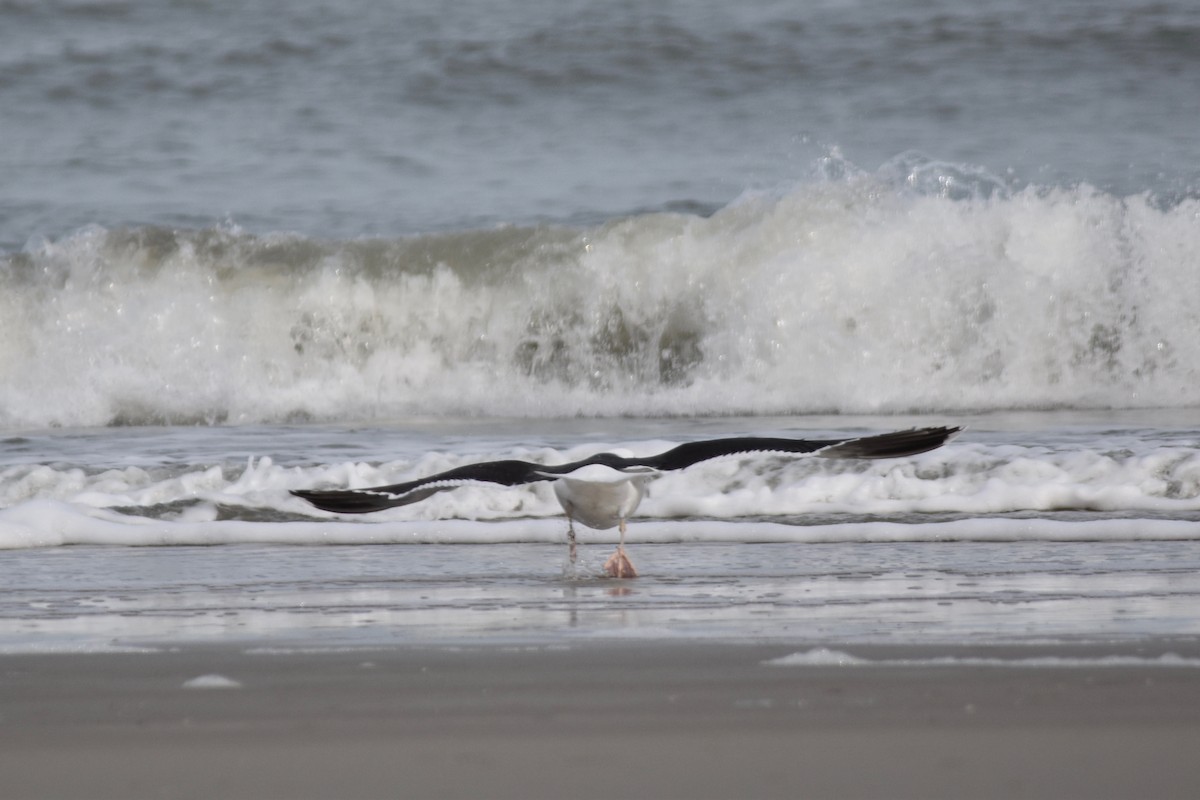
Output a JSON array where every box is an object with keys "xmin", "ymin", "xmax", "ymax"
[{"xmin": 3, "ymin": 640, "xmax": 1199, "ymax": 800}]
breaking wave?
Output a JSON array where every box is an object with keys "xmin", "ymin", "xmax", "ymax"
[
  {"xmin": 2, "ymin": 172, "xmax": 1198, "ymax": 427},
  {"xmin": 2, "ymin": 430, "xmax": 1199, "ymax": 548}
]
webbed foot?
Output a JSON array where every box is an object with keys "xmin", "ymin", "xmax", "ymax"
[{"xmin": 603, "ymin": 546, "xmax": 638, "ymax": 578}]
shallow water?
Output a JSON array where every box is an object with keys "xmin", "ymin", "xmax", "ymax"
[
  {"xmin": 3, "ymin": 539, "xmax": 1198, "ymax": 652},
  {"xmin": 2, "ymin": 412, "xmax": 1199, "ymax": 651}
]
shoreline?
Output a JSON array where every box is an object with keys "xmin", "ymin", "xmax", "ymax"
[{"xmin": 3, "ymin": 639, "xmax": 1199, "ymax": 799}]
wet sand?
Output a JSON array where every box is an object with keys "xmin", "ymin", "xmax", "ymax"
[{"xmin": 2, "ymin": 641, "xmax": 1200, "ymax": 799}]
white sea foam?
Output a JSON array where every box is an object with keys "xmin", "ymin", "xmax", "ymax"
[
  {"xmin": 3, "ymin": 181, "xmax": 1198, "ymax": 428},
  {"xmin": 764, "ymin": 647, "xmax": 872, "ymax": 666},
  {"xmin": 1, "ymin": 498, "xmax": 1197, "ymax": 551},
  {"xmin": 2, "ymin": 429, "xmax": 1199, "ymax": 549},
  {"xmin": 764, "ymin": 649, "xmax": 1200, "ymax": 668},
  {"xmin": 0, "ymin": 642, "xmax": 162, "ymax": 655},
  {"xmin": 181, "ymin": 674, "xmax": 244, "ymax": 689}
]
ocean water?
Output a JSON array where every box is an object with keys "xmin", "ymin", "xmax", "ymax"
[
  {"xmin": 1, "ymin": 0, "xmax": 1199, "ymax": 650},
  {"xmin": 2, "ymin": 413, "xmax": 1199, "ymax": 651}
]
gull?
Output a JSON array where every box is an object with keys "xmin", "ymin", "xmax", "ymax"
[{"xmin": 292, "ymin": 426, "xmax": 961, "ymax": 578}]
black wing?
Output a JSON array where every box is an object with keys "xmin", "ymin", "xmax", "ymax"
[
  {"xmin": 626, "ymin": 426, "xmax": 962, "ymax": 472},
  {"xmin": 291, "ymin": 426, "xmax": 961, "ymax": 515},
  {"xmin": 290, "ymin": 459, "xmax": 551, "ymax": 514}
]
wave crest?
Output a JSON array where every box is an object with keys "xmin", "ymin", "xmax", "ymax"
[{"xmin": 2, "ymin": 179, "xmax": 1198, "ymax": 427}]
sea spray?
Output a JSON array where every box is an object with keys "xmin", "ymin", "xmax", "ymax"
[{"xmin": 2, "ymin": 181, "xmax": 1198, "ymax": 427}]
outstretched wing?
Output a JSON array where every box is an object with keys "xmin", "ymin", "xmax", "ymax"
[
  {"xmin": 815, "ymin": 425, "xmax": 963, "ymax": 459},
  {"xmin": 627, "ymin": 426, "xmax": 962, "ymax": 472},
  {"xmin": 291, "ymin": 426, "xmax": 961, "ymax": 515},
  {"xmin": 290, "ymin": 459, "xmax": 551, "ymax": 514}
]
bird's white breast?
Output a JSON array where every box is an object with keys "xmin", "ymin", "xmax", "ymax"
[{"xmin": 553, "ymin": 478, "xmax": 645, "ymax": 531}]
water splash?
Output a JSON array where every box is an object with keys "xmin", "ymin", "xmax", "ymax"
[{"xmin": 2, "ymin": 177, "xmax": 1198, "ymax": 427}]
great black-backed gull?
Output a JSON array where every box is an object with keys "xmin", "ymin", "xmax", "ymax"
[{"xmin": 292, "ymin": 426, "xmax": 961, "ymax": 577}]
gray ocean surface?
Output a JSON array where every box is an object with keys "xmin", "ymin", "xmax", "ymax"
[
  {"xmin": 2, "ymin": 0, "xmax": 1197, "ymax": 248},
  {"xmin": 2, "ymin": 0, "xmax": 1200, "ymax": 651}
]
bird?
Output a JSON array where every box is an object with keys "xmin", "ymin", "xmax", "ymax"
[{"xmin": 291, "ymin": 426, "xmax": 962, "ymax": 578}]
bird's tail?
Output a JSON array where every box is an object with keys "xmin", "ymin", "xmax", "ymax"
[{"xmin": 818, "ymin": 426, "xmax": 962, "ymax": 460}]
